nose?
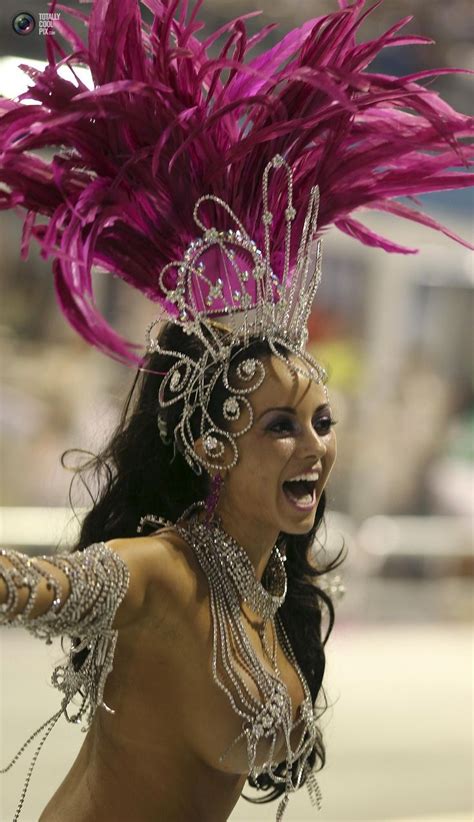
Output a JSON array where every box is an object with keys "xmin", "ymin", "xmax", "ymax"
[{"xmin": 300, "ymin": 423, "xmax": 327, "ymax": 459}]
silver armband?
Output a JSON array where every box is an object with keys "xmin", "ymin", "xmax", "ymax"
[{"xmin": 0, "ymin": 543, "xmax": 130, "ymax": 642}]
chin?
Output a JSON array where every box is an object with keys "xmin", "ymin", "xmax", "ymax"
[{"xmin": 281, "ymin": 512, "xmax": 317, "ymax": 536}]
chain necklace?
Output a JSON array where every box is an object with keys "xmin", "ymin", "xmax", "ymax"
[
  {"xmin": 172, "ymin": 506, "xmax": 323, "ymax": 821},
  {"xmin": 203, "ymin": 512, "xmax": 287, "ymax": 620}
]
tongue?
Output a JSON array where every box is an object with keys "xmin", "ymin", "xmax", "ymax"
[
  {"xmin": 284, "ymin": 480, "xmax": 309, "ymax": 498},
  {"xmin": 283, "ymin": 481, "xmax": 313, "ymax": 505}
]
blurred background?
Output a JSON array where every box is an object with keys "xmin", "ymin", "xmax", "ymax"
[{"xmin": 0, "ymin": 1, "xmax": 472, "ymax": 821}]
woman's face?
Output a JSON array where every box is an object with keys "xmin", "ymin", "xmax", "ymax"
[{"xmin": 217, "ymin": 354, "xmax": 337, "ymax": 542}]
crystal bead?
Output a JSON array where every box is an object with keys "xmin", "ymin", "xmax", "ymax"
[
  {"xmin": 241, "ymin": 359, "xmax": 256, "ymax": 376},
  {"xmin": 204, "ymin": 435, "xmax": 218, "ymax": 452},
  {"xmin": 223, "ymin": 396, "xmax": 239, "ymax": 419}
]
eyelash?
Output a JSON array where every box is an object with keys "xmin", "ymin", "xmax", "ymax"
[{"xmin": 267, "ymin": 416, "xmax": 338, "ymax": 436}]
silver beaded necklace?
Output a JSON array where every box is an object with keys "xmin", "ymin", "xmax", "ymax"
[
  {"xmin": 167, "ymin": 505, "xmax": 323, "ymax": 821},
  {"xmin": 206, "ymin": 513, "xmax": 287, "ymax": 620}
]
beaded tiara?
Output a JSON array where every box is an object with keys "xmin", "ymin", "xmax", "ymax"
[
  {"xmin": 0, "ymin": 0, "xmax": 472, "ymax": 472},
  {"xmin": 145, "ymin": 153, "xmax": 327, "ymax": 472}
]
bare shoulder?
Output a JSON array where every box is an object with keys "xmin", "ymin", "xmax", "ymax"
[{"xmin": 105, "ymin": 527, "xmax": 208, "ymax": 630}]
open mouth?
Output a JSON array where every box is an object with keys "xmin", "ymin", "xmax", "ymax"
[{"xmin": 282, "ymin": 479, "xmax": 317, "ymax": 509}]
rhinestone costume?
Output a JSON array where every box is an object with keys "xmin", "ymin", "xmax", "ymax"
[{"xmin": 0, "ymin": 524, "xmax": 335, "ymax": 821}]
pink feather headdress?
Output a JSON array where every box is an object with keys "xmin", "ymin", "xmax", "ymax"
[{"xmin": 0, "ymin": 0, "xmax": 472, "ymax": 366}]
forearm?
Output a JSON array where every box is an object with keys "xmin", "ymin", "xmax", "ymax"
[{"xmin": 0, "ymin": 553, "xmax": 70, "ymax": 621}]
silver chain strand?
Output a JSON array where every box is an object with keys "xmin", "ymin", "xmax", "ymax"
[{"xmin": 0, "ymin": 711, "xmax": 63, "ymax": 822}]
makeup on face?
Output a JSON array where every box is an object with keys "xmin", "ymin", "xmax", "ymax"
[
  {"xmin": 260, "ymin": 403, "xmax": 337, "ymax": 437},
  {"xmin": 217, "ymin": 355, "xmax": 338, "ymax": 553},
  {"xmin": 257, "ymin": 403, "xmax": 337, "ymax": 512}
]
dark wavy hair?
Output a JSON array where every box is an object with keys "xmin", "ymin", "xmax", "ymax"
[{"xmin": 63, "ymin": 321, "xmax": 346, "ymax": 805}]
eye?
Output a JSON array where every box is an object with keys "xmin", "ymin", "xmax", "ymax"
[
  {"xmin": 314, "ymin": 415, "xmax": 338, "ymax": 435},
  {"xmin": 267, "ymin": 417, "xmax": 295, "ymax": 435},
  {"xmin": 267, "ymin": 415, "xmax": 338, "ymax": 436}
]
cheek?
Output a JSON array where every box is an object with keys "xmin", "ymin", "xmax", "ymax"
[
  {"xmin": 251, "ymin": 436, "xmax": 296, "ymax": 471},
  {"xmin": 232, "ymin": 437, "xmax": 295, "ymax": 486}
]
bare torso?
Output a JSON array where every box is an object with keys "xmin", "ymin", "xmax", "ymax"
[{"xmin": 39, "ymin": 527, "xmax": 306, "ymax": 821}]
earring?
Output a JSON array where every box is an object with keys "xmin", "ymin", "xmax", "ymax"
[{"xmin": 205, "ymin": 473, "xmax": 224, "ymax": 521}]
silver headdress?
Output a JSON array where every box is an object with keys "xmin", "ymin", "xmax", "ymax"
[{"xmin": 146, "ymin": 155, "xmax": 328, "ymax": 474}]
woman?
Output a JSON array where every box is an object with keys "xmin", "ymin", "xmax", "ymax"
[
  {"xmin": 1, "ymin": 0, "xmax": 472, "ymax": 820},
  {"xmin": 2, "ymin": 322, "xmax": 342, "ymax": 822}
]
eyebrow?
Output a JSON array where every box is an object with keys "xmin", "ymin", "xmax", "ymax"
[{"xmin": 257, "ymin": 403, "xmax": 330, "ymax": 421}]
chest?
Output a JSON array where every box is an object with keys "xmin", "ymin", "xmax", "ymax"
[
  {"xmin": 104, "ymin": 534, "xmax": 311, "ymax": 778},
  {"xmin": 161, "ymin": 586, "xmax": 309, "ymax": 775}
]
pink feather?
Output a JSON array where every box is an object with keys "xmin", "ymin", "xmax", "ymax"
[{"xmin": 0, "ymin": 0, "xmax": 472, "ymax": 364}]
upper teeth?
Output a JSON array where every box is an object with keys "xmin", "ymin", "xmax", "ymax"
[{"xmin": 287, "ymin": 472, "xmax": 320, "ymax": 482}]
